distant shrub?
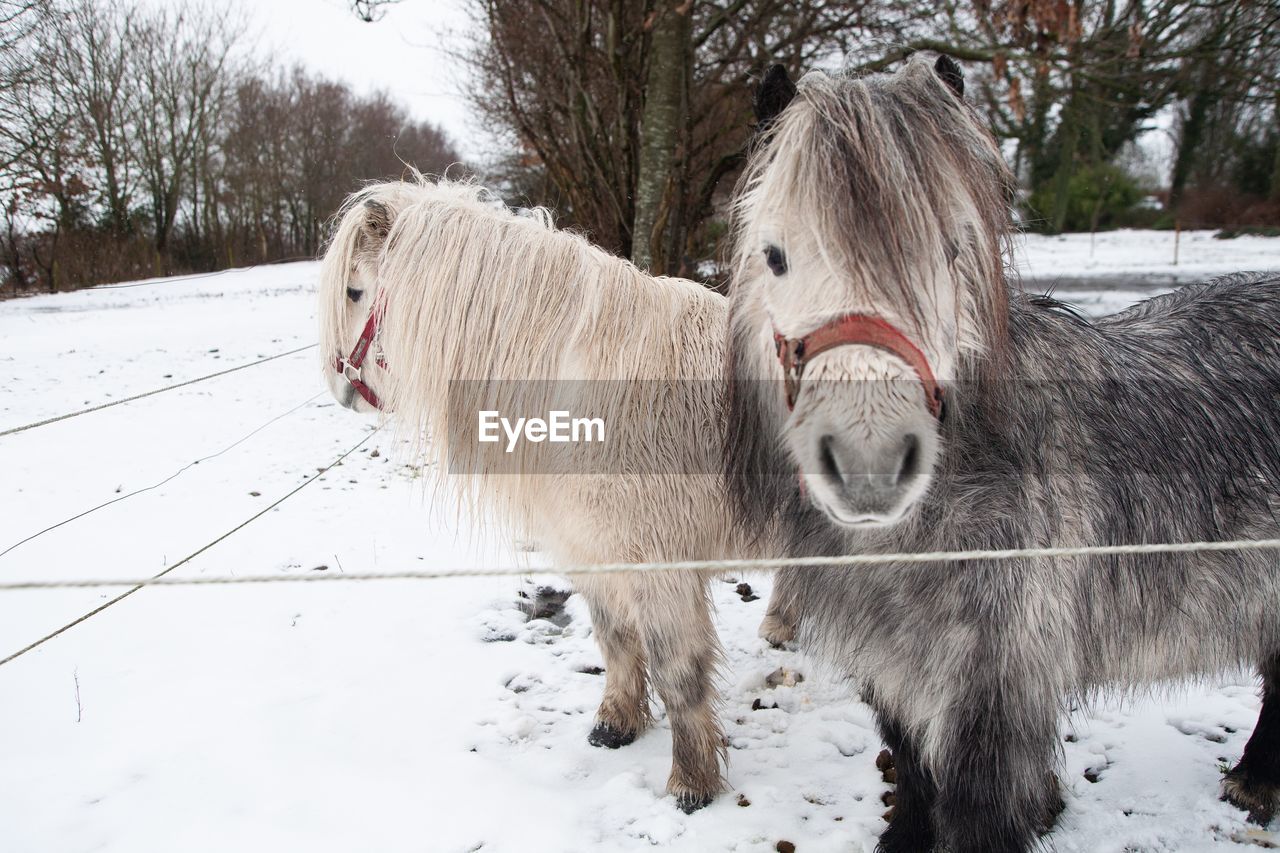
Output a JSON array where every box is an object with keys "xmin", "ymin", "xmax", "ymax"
[
  {"xmin": 1026, "ymin": 164, "xmax": 1145, "ymax": 233},
  {"xmin": 1176, "ymin": 186, "xmax": 1280, "ymax": 230}
]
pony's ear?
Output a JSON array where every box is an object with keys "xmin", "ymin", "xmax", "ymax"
[
  {"xmin": 934, "ymin": 54, "xmax": 964, "ymax": 99},
  {"xmin": 755, "ymin": 64, "xmax": 796, "ymax": 131},
  {"xmin": 363, "ymin": 199, "xmax": 392, "ymax": 242}
]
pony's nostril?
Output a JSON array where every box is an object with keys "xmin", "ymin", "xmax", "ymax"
[
  {"xmin": 819, "ymin": 434, "xmax": 844, "ymax": 488},
  {"xmin": 895, "ymin": 434, "xmax": 920, "ymax": 487}
]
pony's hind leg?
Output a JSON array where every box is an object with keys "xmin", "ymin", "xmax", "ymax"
[
  {"xmin": 758, "ymin": 579, "xmax": 799, "ymax": 647},
  {"xmin": 639, "ymin": 571, "xmax": 725, "ymax": 813},
  {"xmin": 1223, "ymin": 654, "xmax": 1280, "ymax": 825},
  {"xmin": 579, "ymin": 581, "xmax": 651, "ymax": 749}
]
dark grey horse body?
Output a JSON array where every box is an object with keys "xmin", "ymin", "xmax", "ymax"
[
  {"xmin": 783, "ymin": 275, "xmax": 1280, "ymax": 683},
  {"xmin": 731, "ymin": 275, "xmax": 1280, "ymax": 849}
]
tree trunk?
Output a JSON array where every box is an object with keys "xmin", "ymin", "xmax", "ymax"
[
  {"xmin": 1169, "ymin": 86, "xmax": 1212, "ymax": 210},
  {"xmin": 1047, "ymin": 99, "xmax": 1080, "ymax": 235},
  {"xmin": 1271, "ymin": 89, "xmax": 1280, "ymax": 202},
  {"xmin": 631, "ymin": 1, "xmax": 690, "ymax": 273}
]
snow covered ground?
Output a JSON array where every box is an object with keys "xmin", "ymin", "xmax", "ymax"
[
  {"xmin": 1, "ymin": 234, "xmax": 1279, "ymax": 852},
  {"xmin": 1014, "ymin": 228, "xmax": 1280, "ymax": 316}
]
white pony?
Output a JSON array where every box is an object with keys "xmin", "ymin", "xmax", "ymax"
[{"xmin": 318, "ymin": 177, "xmax": 787, "ymax": 811}]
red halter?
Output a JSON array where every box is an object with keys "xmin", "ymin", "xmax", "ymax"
[
  {"xmin": 773, "ymin": 313, "xmax": 944, "ymax": 418},
  {"xmin": 334, "ymin": 298, "xmax": 388, "ymax": 410}
]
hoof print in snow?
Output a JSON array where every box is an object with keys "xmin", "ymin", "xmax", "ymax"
[
  {"xmin": 1171, "ymin": 717, "xmax": 1231, "ymax": 743},
  {"xmin": 576, "ymin": 665, "xmax": 605, "ymax": 676},
  {"xmin": 751, "ymin": 698, "xmax": 778, "ymax": 711},
  {"xmin": 518, "ymin": 585, "xmax": 572, "ymax": 626},
  {"xmin": 675, "ymin": 792, "xmax": 713, "ymax": 814},
  {"xmin": 735, "ymin": 582, "xmax": 759, "ymax": 602},
  {"xmin": 736, "ymin": 793, "xmax": 751, "ymax": 807},
  {"xmin": 1083, "ymin": 755, "xmax": 1112, "ymax": 784},
  {"xmin": 587, "ymin": 722, "xmax": 636, "ymax": 749},
  {"xmin": 504, "ymin": 674, "xmax": 538, "ymax": 694}
]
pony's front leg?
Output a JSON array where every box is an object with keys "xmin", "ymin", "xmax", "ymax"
[
  {"xmin": 873, "ymin": 712, "xmax": 938, "ymax": 852},
  {"xmin": 639, "ymin": 571, "xmax": 725, "ymax": 813},
  {"xmin": 578, "ymin": 580, "xmax": 651, "ymax": 748},
  {"xmin": 1223, "ymin": 653, "xmax": 1280, "ymax": 824},
  {"xmin": 932, "ymin": 682, "xmax": 1062, "ymax": 853}
]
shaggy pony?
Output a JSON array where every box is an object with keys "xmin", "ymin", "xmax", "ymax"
[
  {"xmin": 725, "ymin": 56, "xmax": 1280, "ymax": 851},
  {"xmin": 318, "ymin": 178, "xmax": 788, "ymax": 811}
]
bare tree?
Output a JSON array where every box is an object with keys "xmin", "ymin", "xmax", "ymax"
[
  {"xmin": 466, "ymin": 0, "xmax": 931, "ymax": 276},
  {"xmin": 130, "ymin": 4, "xmax": 242, "ymax": 266},
  {"xmin": 350, "ymin": 0, "xmax": 402, "ymax": 23},
  {"xmin": 0, "ymin": 4, "xmax": 93, "ymax": 290},
  {"xmin": 45, "ymin": 0, "xmax": 139, "ymax": 235}
]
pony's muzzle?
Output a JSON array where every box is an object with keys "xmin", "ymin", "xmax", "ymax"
[{"xmin": 809, "ymin": 430, "xmax": 924, "ymax": 525}]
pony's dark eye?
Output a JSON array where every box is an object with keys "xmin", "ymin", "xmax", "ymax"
[
  {"xmin": 764, "ymin": 245, "xmax": 787, "ymax": 276},
  {"xmin": 346, "ymin": 287, "xmax": 364, "ymax": 303}
]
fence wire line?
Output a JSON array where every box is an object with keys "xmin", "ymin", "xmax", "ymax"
[
  {"xmin": 0, "ymin": 428, "xmax": 379, "ymax": 667},
  {"xmin": 5, "ymin": 535, "xmax": 1280, "ymax": 591},
  {"xmin": 0, "ymin": 344, "xmax": 318, "ymax": 438},
  {"xmin": 0, "ymin": 392, "xmax": 327, "ymax": 561}
]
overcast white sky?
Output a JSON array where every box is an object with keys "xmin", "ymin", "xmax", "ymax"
[
  {"xmin": 176, "ymin": 0, "xmax": 484, "ymax": 161},
  {"xmin": 156, "ymin": 1, "xmax": 1174, "ymax": 181}
]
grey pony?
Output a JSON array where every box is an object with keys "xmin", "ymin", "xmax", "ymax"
[{"xmin": 724, "ymin": 55, "xmax": 1280, "ymax": 852}]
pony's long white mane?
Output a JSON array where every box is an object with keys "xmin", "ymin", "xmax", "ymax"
[{"xmin": 319, "ymin": 177, "xmax": 725, "ymax": 536}]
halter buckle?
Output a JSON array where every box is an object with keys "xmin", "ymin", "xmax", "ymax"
[{"xmin": 774, "ymin": 333, "xmax": 805, "ymax": 410}]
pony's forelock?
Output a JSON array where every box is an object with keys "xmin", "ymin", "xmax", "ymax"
[{"xmin": 729, "ymin": 55, "xmax": 1015, "ymax": 378}]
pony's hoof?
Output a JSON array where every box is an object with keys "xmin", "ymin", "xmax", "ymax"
[
  {"xmin": 758, "ymin": 615, "xmax": 796, "ymax": 648},
  {"xmin": 1038, "ymin": 775, "xmax": 1067, "ymax": 836},
  {"xmin": 874, "ymin": 813, "xmax": 934, "ymax": 852},
  {"xmin": 675, "ymin": 791, "xmax": 714, "ymax": 814},
  {"xmin": 587, "ymin": 722, "xmax": 637, "ymax": 749},
  {"xmin": 1223, "ymin": 768, "xmax": 1279, "ymax": 825}
]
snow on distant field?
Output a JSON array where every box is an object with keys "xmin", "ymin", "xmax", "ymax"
[
  {"xmin": 1015, "ymin": 228, "xmax": 1280, "ymax": 282},
  {"xmin": 1, "ymin": 247, "xmax": 1278, "ymax": 852},
  {"xmin": 1014, "ymin": 229, "xmax": 1280, "ymax": 317}
]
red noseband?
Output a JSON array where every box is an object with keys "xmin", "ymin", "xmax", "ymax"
[
  {"xmin": 773, "ymin": 313, "xmax": 944, "ymax": 418},
  {"xmin": 334, "ymin": 297, "xmax": 388, "ymax": 410}
]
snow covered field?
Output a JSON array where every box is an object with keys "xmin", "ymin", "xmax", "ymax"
[{"xmin": 2, "ymin": 233, "xmax": 1279, "ymax": 852}]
